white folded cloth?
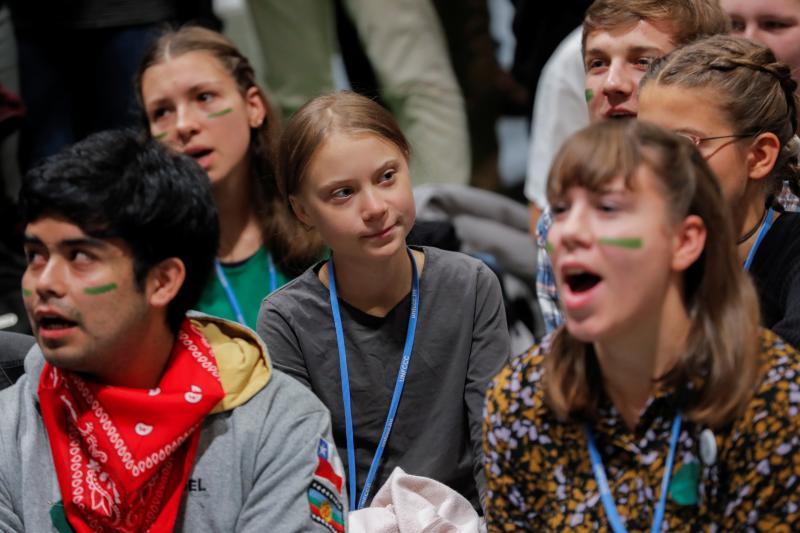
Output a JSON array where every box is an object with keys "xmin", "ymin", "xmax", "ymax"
[{"xmin": 348, "ymin": 467, "xmax": 486, "ymax": 533}]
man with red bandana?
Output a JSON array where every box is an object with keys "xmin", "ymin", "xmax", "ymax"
[{"xmin": 0, "ymin": 130, "xmax": 346, "ymax": 532}]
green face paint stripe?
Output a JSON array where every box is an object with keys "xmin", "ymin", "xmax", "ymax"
[
  {"xmin": 598, "ymin": 237, "xmax": 642, "ymax": 249},
  {"xmin": 83, "ymin": 283, "xmax": 118, "ymax": 295},
  {"xmin": 545, "ymin": 241, "xmax": 555, "ymax": 254},
  {"xmin": 22, "ymin": 288, "xmax": 32, "ymax": 297},
  {"xmin": 153, "ymin": 132, "xmax": 167, "ymax": 140},
  {"xmin": 585, "ymin": 88, "xmax": 594, "ymax": 102},
  {"xmin": 207, "ymin": 107, "xmax": 233, "ymax": 118}
]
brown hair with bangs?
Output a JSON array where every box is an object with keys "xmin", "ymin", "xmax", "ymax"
[
  {"xmin": 135, "ymin": 25, "xmax": 323, "ymax": 275},
  {"xmin": 582, "ymin": 0, "xmax": 730, "ymax": 54},
  {"xmin": 544, "ymin": 119, "xmax": 762, "ymax": 429},
  {"xmin": 277, "ymin": 91, "xmax": 410, "ymax": 209},
  {"xmin": 640, "ymin": 34, "xmax": 800, "ymax": 202}
]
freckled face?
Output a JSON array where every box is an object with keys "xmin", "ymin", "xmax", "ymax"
[
  {"xmin": 290, "ymin": 132, "xmax": 416, "ymax": 265},
  {"xmin": 140, "ymin": 51, "xmax": 266, "ymax": 188},
  {"xmin": 22, "ymin": 216, "xmax": 154, "ymax": 379}
]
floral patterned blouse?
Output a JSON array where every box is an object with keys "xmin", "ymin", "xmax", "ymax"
[{"xmin": 483, "ymin": 329, "xmax": 800, "ymax": 532}]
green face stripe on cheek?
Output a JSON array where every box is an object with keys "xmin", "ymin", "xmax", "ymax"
[
  {"xmin": 545, "ymin": 241, "xmax": 555, "ymax": 254},
  {"xmin": 83, "ymin": 283, "xmax": 118, "ymax": 295},
  {"xmin": 585, "ymin": 89, "xmax": 594, "ymax": 102},
  {"xmin": 207, "ymin": 107, "xmax": 233, "ymax": 119},
  {"xmin": 598, "ymin": 237, "xmax": 642, "ymax": 249},
  {"xmin": 153, "ymin": 132, "xmax": 167, "ymax": 141},
  {"xmin": 22, "ymin": 288, "xmax": 32, "ymax": 297}
]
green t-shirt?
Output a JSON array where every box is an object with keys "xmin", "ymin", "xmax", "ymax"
[{"xmin": 195, "ymin": 246, "xmax": 290, "ymax": 329}]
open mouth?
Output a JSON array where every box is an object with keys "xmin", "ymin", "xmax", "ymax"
[
  {"xmin": 187, "ymin": 148, "xmax": 213, "ymax": 161},
  {"xmin": 39, "ymin": 315, "xmax": 78, "ymax": 330},
  {"xmin": 564, "ymin": 270, "xmax": 602, "ymax": 293},
  {"xmin": 607, "ymin": 111, "xmax": 636, "ymax": 120}
]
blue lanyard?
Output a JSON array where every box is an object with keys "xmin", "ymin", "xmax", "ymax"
[
  {"xmin": 743, "ymin": 207, "xmax": 774, "ymax": 272},
  {"xmin": 328, "ymin": 248, "xmax": 420, "ymax": 510},
  {"xmin": 584, "ymin": 413, "xmax": 682, "ymax": 533},
  {"xmin": 214, "ymin": 250, "xmax": 277, "ymax": 327}
]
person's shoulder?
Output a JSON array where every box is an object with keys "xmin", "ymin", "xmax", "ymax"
[
  {"xmin": 498, "ymin": 338, "xmax": 548, "ymax": 385},
  {"xmin": 767, "ymin": 211, "xmax": 800, "ymax": 250},
  {"xmin": 421, "ymin": 246, "xmax": 493, "ymax": 278},
  {"xmin": 218, "ymin": 370, "xmax": 334, "ymax": 473},
  {"xmin": 750, "ymin": 213, "xmax": 800, "ymax": 307},
  {"xmin": 261, "ymin": 262, "xmax": 326, "ymax": 312},
  {"xmin": 735, "ymin": 329, "xmax": 800, "ymax": 433},
  {"xmin": 0, "ymin": 331, "xmax": 35, "ymax": 363},
  {"xmin": 777, "ymin": 211, "xmax": 800, "ymax": 227},
  {"xmin": 0, "ymin": 369, "xmax": 43, "ymax": 531},
  {"xmin": 780, "ymin": 212, "xmax": 800, "ymax": 256},
  {"xmin": 754, "ymin": 328, "xmax": 800, "ymax": 394},
  {"xmin": 0, "ymin": 373, "xmax": 30, "ymax": 427},
  {"xmin": 268, "ymin": 368, "xmax": 327, "ymax": 406},
  {"xmin": 205, "ymin": 369, "xmax": 332, "ymax": 459},
  {"xmin": 487, "ymin": 339, "xmax": 548, "ymax": 415},
  {"xmin": 0, "ymin": 331, "xmax": 33, "ymax": 391},
  {"xmin": 235, "ymin": 367, "xmax": 329, "ymax": 420},
  {"xmin": 421, "ymin": 247, "xmax": 505, "ymax": 305},
  {"xmin": 1, "ymin": 341, "xmax": 44, "ymax": 409},
  {"xmin": 718, "ymin": 329, "xmax": 800, "ymax": 501},
  {"xmin": 267, "ymin": 263, "xmax": 322, "ymax": 297},
  {"xmin": 0, "ymin": 362, "xmax": 39, "ymax": 456}
]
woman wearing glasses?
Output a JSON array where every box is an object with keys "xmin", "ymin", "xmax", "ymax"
[{"xmin": 638, "ymin": 34, "xmax": 800, "ymax": 348}]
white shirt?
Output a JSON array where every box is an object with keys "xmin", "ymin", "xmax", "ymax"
[{"xmin": 524, "ymin": 27, "xmax": 589, "ymax": 208}]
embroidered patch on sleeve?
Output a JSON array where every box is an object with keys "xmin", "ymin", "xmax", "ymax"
[
  {"xmin": 308, "ymin": 480, "xmax": 344, "ymax": 533},
  {"xmin": 315, "ymin": 438, "xmax": 343, "ymax": 493},
  {"xmin": 317, "ymin": 438, "xmax": 330, "ymax": 459}
]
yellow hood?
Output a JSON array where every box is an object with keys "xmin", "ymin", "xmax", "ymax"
[{"xmin": 190, "ymin": 315, "xmax": 272, "ymax": 414}]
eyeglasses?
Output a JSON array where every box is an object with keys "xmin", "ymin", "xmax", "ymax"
[
  {"xmin": 675, "ymin": 132, "xmax": 755, "ymax": 147},
  {"xmin": 675, "ymin": 132, "xmax": 757, "ymax": 160}
]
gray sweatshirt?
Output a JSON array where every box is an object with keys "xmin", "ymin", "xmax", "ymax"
[
  {"xmin": 0, "ymin": 315, "xmax": 347, "ymax": 532},
  {"xmin": 259, "ymin": 247, "xmax": 510, "ymax": 511}
]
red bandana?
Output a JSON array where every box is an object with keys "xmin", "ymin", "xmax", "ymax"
[{"xmin": 38, "ymin": 319, "xmax": 225, "ymax": 533}]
